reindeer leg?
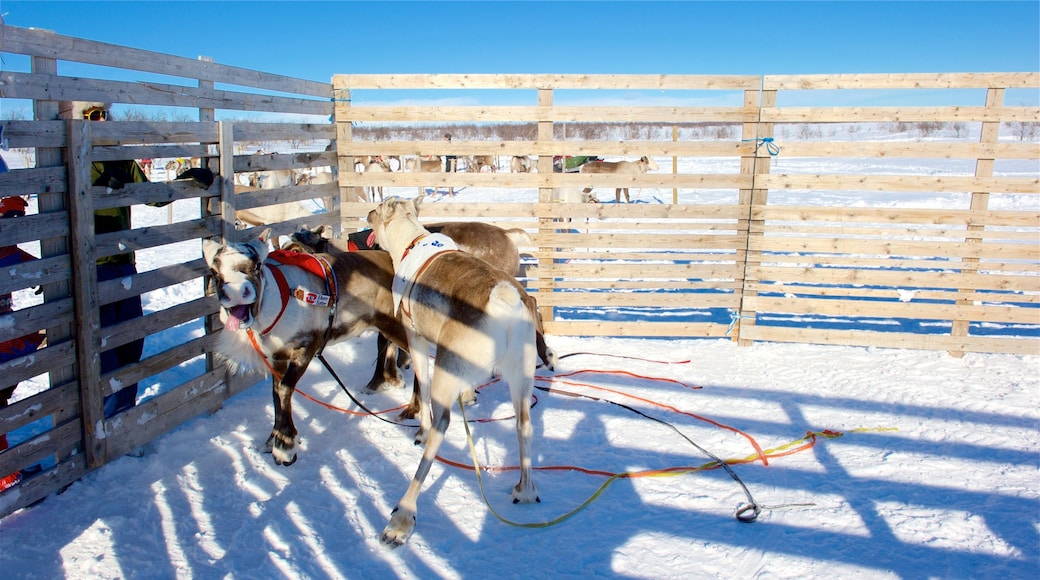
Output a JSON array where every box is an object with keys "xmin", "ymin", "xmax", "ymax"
[
  {"xmin": 381, "ymin": 354, "xmax": 458, "ymax": 547},
  {"xmin": 365, "ymin": 334, "xmax": 405, "ymax": 393},
  {"xmin": 522, "ymin": 294, "xmax": 555, "ymax": 370},
  {"xmin": 407, "ymin": 333, "xmax": 433, "ymax": 444},
  {"xmin": 266, "ymin": 358, "xmax": 308, "ymax": 466}
]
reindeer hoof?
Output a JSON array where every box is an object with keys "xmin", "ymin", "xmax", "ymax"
[{"xmin": 381, "ymin": 507, "xmax": 416, "ymax": 548}]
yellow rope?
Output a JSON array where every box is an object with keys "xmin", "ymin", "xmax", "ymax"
[{"xmin": 456, "ymin": 394, "xmax": 897, "ymax": 530}]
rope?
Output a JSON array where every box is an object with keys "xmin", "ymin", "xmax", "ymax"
[
  {"xmin": 455, "ymin": 388, "xmax": 895, "ymax": 528},
  {"xmin": 726, "ymin": 309, "xmax": 756, "ymax": 336},
  {"xmin": 294, "ymin": 347, "xmax": 894, "ymax": 528},
  {"xmin": 743, "ymin": 137, "xmax": 780, "ymax": 157}
]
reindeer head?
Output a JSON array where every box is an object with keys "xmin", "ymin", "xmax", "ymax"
[
  {"xmin": 202, "ymin": 229, "xmax": 272, "ymax": 332},
  {"xmin": 366, "ymin": 197, "xmax": 425, "ymax": 257},
  {"xmin": 283, "ymin": 225, "xmax": 329, "ymax": 254}
]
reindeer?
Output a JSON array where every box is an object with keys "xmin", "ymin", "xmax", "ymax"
[
  {"xmin": 579, "ymin": 156, "xmax": 660, "ymax": 203},
  {"xmin": 510, "ymin": 155, "xmax": 536, "ymax": 173},
  {"xmin": 468, "ymin": 155, "xmax": 497, "ymax": 172},
  {"xmin": 404, "ymin": 156, "xmax": 444, "ymax": 196}
]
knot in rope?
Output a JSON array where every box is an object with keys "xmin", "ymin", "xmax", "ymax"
[{"xmin": 743, "ymin": 137, "xmax": 780, "ymax": 157}]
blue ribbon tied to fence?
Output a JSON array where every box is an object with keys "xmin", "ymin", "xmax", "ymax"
[{"xmin": 743, "ymin": 137, "xmax": 780, "ymax": 157}]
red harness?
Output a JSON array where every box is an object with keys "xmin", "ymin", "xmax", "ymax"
[
  {"xmin": 258, "ymin": 249, "xmax": 338, "ymax": 335},
  {"xmin": 247, "ymin": 250, "xmax": 339, "ymax": 382}
]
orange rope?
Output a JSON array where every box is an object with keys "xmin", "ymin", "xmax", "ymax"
[{"xmin": 538, "ymin": 373, "xmax": 770, "ymax": 466}]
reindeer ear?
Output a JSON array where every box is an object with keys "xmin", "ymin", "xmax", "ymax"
[
  {"xmin": 258, "ymin": 228, "xmax": 273, "ymax": 244},
  {"xmin": 414, "ymin": 193, "xmax": 425, "ymax": 211},
  {"xmin": 202, "ymin": 238, "xmax": 221, "ymax": 267}
]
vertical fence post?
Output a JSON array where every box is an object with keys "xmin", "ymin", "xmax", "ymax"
[
  {"xmin": 950, "ymin": 86, "xmax": 1002, "ymax": 357},
  {"xmin": 333, "ymin": 84, "xmax": 365, "ymax": 206},
  {"xmin": 735, "ymin": 83, "xmax": 775, "ymax": 346},
  {"xmin": 672, "ymin": 124, "xmax": 678, "ymax": 204},
  {"xmin": 33, "ymin": 58, "xmax": 79, "ymax": 450},
  {"xmin": 536, "ymin": 87, "xmax": 556, "ymax": 327},
  {"xmin": 66, "ymin": 119, "xmax": 106, "ymax": 468}
]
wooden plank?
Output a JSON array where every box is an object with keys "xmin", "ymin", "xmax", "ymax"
[
  {"xmin": 99, "ymin": 296, "xmax": 215, "ymax": 355},
  {"xmin": 0, "ymin": 419, "xmax": 82, "ymax": 480},
  {"xmin": 750, "ymin": 266, "xmax": 1040, "ymax": 294},
  {"xmin": 538, "ymin": 292, "xmax": 739, "ymax": 308},
  {"xmin": 756, "ymin": 174, "xmax": 1039, "ymax": 194},
  {"xmin": 86, "ymin": 121, "xmax": 220, "ymax": 146},
  {"xmin": 763, "ymin": 72, "xmax": 1039, "ymax": 90},
  {"xmin": 96, "ymin": 258, "xmax": 209, "ymax": 306},
  {"xmin": 232, "ymin": 183, "xmax": 337, "ymax": 211},
  {"xmin": 233, "ymin": 151, "xmax": 337, "ymax": 173},
  {"xmin": 232, "ymin": 122, "xmax": 337, "ymax": 143},
  {"xmin": 334, "ymin": 73, "xmax": 761, "ymax": 91},
  {"xmin": 753, "ymin": 206, "xmax": 1040, "ymax": 227},
  {"xmin": 541, "ymin": 262, "xmax": 742, "ymax": 279},
  {"xmin": 0, "ymin": 166, "xmax": 66, "ymax": 197},
  {"xmin": 104, "ymin": 368, "xmax": 228, "ymax": 460},
  {"xmin": 0, "ymin": 453, "xmax": 88, "ymax": 519},
  {"xmin": 94, "ymin": 216, "xmax": 224, "ymax": 261},
  {"xmin": 66, "ymin": 119, "xmax": 106, "ymax": 468},
  {"xmin": 760, "ymin": 106, "xmax": 1039, "ymax": 124},
  {"xmin": 742, "ymin": 325, "xmax": 1040, "ymax": 355},
  {"xmin": 0, "ymin": 340, "xmax": 75, "ymax": 389},
  {"xmin": 338, "ymin": 105, "xmax": 756, "ymax": 124},
  {"xmin": 775, "ymin": 141, "xmax": 1040, "ymax": 160},
  {"xmin": 541, "ymin": 320, "xmax": 732, "ymax": 337},
  {"xmin": 744, "ymin": 281, "xmax": 1038, "ymax": 304},
  {"xmin": 1, "ymin": 71, "xmax": 331, "ymax": 117},
  {"xmin": 338, "ymin": 171, "xmax": 751, "ymax": 190},
  {"xmin": 92, "ymin": 179, "xmax": 221, "ymax": 211},
  {"xmin": 0, "ymin": 254, "xmax": 70, "ymax": 298},
  {"xmin": 537, "ymin": 232, "xmax": 747, "ymax": 250},
  {"xmin": 748, "ymin": 236, "xmax": 1038, "ymax": 260},
  {"xmin": 341, "ymin": 140, "xmax": 754, "ymax": 158},
  {"xmin": 2, "ymin": 22, "xmax": 332, "ymax": 96},
  {"xmin": 761, "ymin": 224, "xmax": 1038, "ymax": 243},
  {"xmin": 744, "ymin": 295, "xmax": 1039, "ymax": 324}
]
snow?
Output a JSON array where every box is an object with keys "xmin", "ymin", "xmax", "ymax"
[{"xmin": 1, "ymin": 137, "xmax": 1038, "ymax": 578}]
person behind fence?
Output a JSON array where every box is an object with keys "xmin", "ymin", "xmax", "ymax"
[
  {"xmin": 59, "ymin": 101, "xmax": 169, "ymax": 420},
  {"xmin": 443, "ymin": 133, "xmax": 457, "ymax": 172},
  {"xmin": 0, "ymin": 195, "xmax": 46, "ymax": 490}
]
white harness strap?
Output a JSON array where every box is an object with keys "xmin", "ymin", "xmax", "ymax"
[{"xmin": 392, "ymin": 233, "xmax": 458, "ymax": 316}]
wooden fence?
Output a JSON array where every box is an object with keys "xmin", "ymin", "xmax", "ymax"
[
  {"xmin": 333, "ymin": 73, "xmax": 1039, "ymax": 355},
  {"xmin": 0, "ymin": 19, "xmax": 1037, "ymax": 516}
]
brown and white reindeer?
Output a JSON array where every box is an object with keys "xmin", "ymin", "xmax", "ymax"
[
  {"xmin": 468, "ymin": 155, "xmax": 497, "ymax": 172},
  {"xmin": 510, "ymin": 155, "xmax": 536, "ymax": 173},
  {"xmin": 285, "ymin": 200, "xmax": 556, "ymax": 389},
  {"xmin": 361, "ymin": 156, "xmax": 392, "ymax": 202},
  {"xmin": 203, "ymin": 230, "xmax": 413, "ymax": 466},
  {"xmin": 579, "ymin": 156, "xmax": 660, "ymax": 203},
  {"xmin": 366, "ymin": 196, "xmax": 541, "ymax": 547},
  {"xmin": 403, "ymin": 156, "xmax": 443, "ymax": 196}
]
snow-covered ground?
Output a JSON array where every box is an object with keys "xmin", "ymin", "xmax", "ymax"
[{"xmin": 0, "ymin": 135, "xmax": 1037, "ymax": 578}]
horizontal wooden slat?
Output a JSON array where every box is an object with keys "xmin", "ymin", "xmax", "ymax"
[
  {"xmin": 338, "ymin": 105, "xmax": 756, "ymax": 123},
  {"xmin": 340, "ymin": 140, "xmax": 755, "ymax": 158},
  {"xmin": 741, "ymin": 325, "xmax": 1039, "ymax": 355},
  {"xmin": 2, "ymin": 22, "xmax": 332, "ymax": 96},
  {"xmin": 763, "ymin": 72, "xmax": 1039, "ymax": 90},
  {"xmin": 542, "ymin": 320, "xmax": 733, "ymax": 337},
  {"xmin": 744, "ymin": 295, "xmax": 1038, "ymax": 324},
  {"xmin": 761, "ymin": 106, "xmax": 1040, "ymax": 124},
  {"xmin": 752, "ymin": 206, "xmax": 1040, "ymax": 227},
  {"xmin": 0, "ymin": 72, "xmax": 332, "ymax": 117},
  {"xmin": 335, "ymin": 74, "xmax": 762, "ymax": 90},
  {"xmin": 756, "ymin": 174, "xmax": 1040, "ymax": 194}
]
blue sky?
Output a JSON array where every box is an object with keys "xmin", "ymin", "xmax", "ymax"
[
  {"xmin": 1, "ymin": 1, "xmax": 1037, "ymax": 115},
  {"xmin": 2, "ymin": 1, "xmax": 1038, "ymax": 78}
]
